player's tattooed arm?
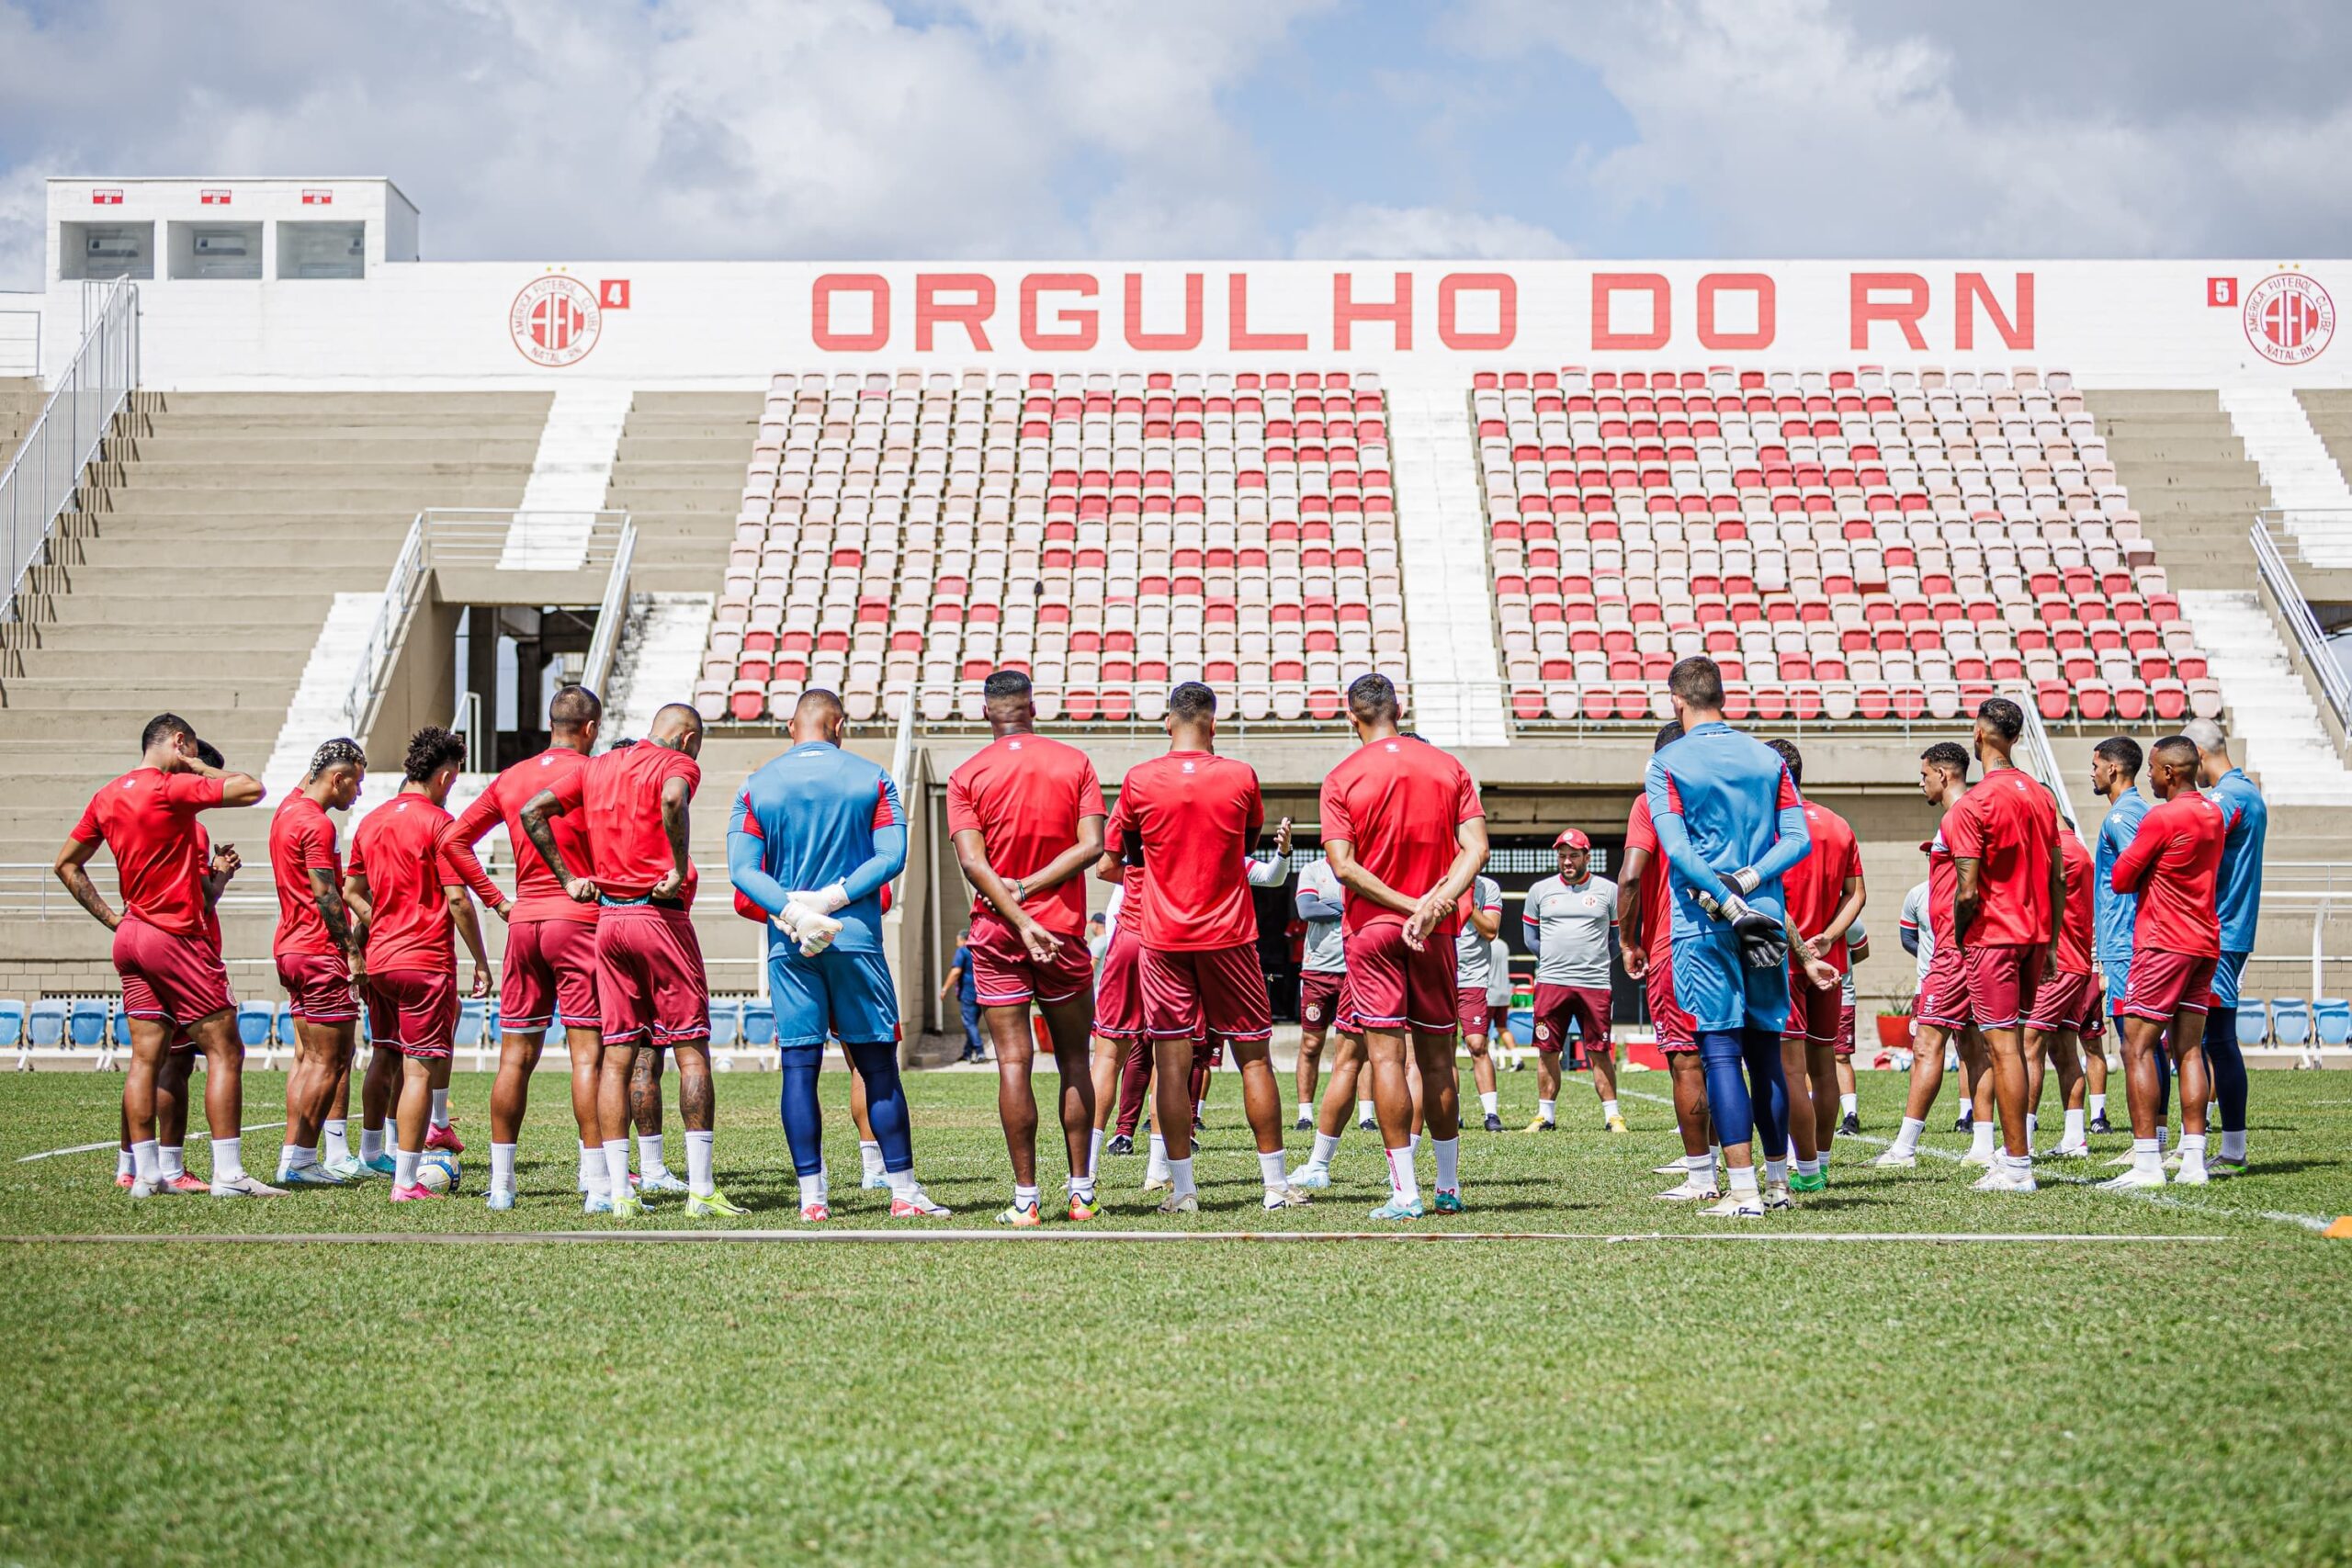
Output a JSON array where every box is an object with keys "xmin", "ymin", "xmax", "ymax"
[
  {"xmin": 308, "ymin": 865, "xmax": 357, "ymax": 951},
  {"xmin": 521, "ymin": 789, "xmax": 595, "ymax": 903},
  {"xmin": 652, "ymin": 775, "xmax": 692, "ymax": 902},
  {"xmin": 52, "ymin": 835, "xmax": 119, "ymax": 931},
  {"xmin": 1952, "ymin": 857, "xmax": 1982, "ymax": 950}
]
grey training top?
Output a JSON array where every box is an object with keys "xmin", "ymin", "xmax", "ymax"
[{"xmin": 1523, "ymin": 874, "xmax": 1618, "ymax": 987}]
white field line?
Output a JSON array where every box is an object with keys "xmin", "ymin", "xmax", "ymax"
[
  {"xmin": 1618, "ymin": 1089, "xmax": 2336, "ymax": 1235},
  {"xmin": 15, "ymin": 1121, "xmax": 287, "ymax": 1163},
  {"xmin": 0, "ymin": 1229, "xmax": 2236, "ymax": 1247}
]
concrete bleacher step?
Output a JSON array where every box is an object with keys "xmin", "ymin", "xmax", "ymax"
[
  {"xmin": 601, "ymin": 392, "xmax": 758, "ymax": 598},
  {"xmin": 58, "ymin": 536, "xmax": 402, "ymax": 569},
  {"xmin": 2089, "ymin": 389, "xmax": 2267, "ymax": 590}
]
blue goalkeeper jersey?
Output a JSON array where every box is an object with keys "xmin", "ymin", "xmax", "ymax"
[
  {"xmin": 728, "ymin": 741, "xmax": 906, "ymax": 956},
  {"xmin": 1642, "ymin": 720, "xmax": 1812, "ymax": 942},
  {"xmin": 2093, "ymin": 790, "xmax": 2148, "ymax": 965},
  {"xmin": 2206, "ymin": 767, "xmax": 2267, "ymax": 953}
]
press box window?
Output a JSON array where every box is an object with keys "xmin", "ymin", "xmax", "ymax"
[
  {"xmin": 167, "ymin": 221, "xmax": 262, "ymax": 280},
  {"xmin": 276, "ymin": 220, "xmax": 365, "ymax": 279},
  {"xmin": 60, "ymin": 221, "xmax": 153, "ymax": 280}
]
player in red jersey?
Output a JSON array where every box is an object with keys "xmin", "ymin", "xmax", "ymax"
[
  {"xmin": 1318, "ymin": 674, "xmax": 1488, "ymax": 1221},
  {"xmin": 346, "ymin": 728, "xmax": 501, "ymax": 1201},
  {"xmin": 1875, "ymin": 743, "xmax": 1988, "ymax": 1168},
  {"xmin": 946, "ymin": 670, "xmax": 1108, "ymax": 1224},
  {"xmin": 2022, "ymin": 825, "xmax": 2102, "ymax": 1160},
  {"xmin": 1767, "ymin": 739, "xmax": 1866, "ymax": 1190},
  {"xmin": 1622, "ymin": 720, "xmax": 1718, "ymax": 1201},
  {"xmin": 268, "ymin": 738, "xmax": 368, "ymax": 1186},
  {"xmin": 1944, "ymin": 698, "xmax": 2062, "ymax": 1191},
  {"xmin": 1102, "ymin": 681, "xmax": 1300, "ymax": 1214},
  {"xmin": 524, "ymin": 703, "xmax": 746, "ymax": 1220},
  {"xmin": 57, "ymin": 713, "xmax": 274, "ymax": 1198},
  {"xmin": 442, "ymin": 685, "xmax": 618, "ymax": 1212},
  {"xmin": 2103, "ymin": 735, "xmax": 2228, "ymax": 1189}
]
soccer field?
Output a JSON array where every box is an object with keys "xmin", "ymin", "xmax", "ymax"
[{"xmin": 5, "ymin": 1068, "xmax": 2348, "ymax": 1565}]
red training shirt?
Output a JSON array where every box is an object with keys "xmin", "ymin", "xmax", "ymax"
[
  {"xmin": 1922, "ymin": 791, "xmax": 1967, "ymax": 948},
  {"xmin": 1623, "ymin": 794, "xmax": 1673, "ymax": 965},
  {"xmin": 1783, "ymin": 800, "xmax": 1865, "ymax": 972},
  {"xmin": 1943, "ymin": 766, "xmax": 2058, "ymax": 948},
  {"xmin": 1317, "ymin": 735, "xmax": 1484, "ymax": 937},
  {"xmin": 548, "ymin": 742, "xmax": 702, "ymax": 906},
  {"xmin": 349, "ymin": 794, "xmax": 464, "ymax": 975},
  {"xmin": 68, "ymin": 767, "xmax": 228, "ymax": 938},
  {"xmin": 1104, "ymin": 750, "xmax": 1262, "ymax": 951},
  {"xmin": 269, "ymin": 792, "xmax": 345, "ymax": 958},
  {"xmin": 2110, "ymin": 790, "xmax": 2224, "ymax": 957},
  {"xmin": 945, "ymin": 732, "xmax": 1106, "ymax": 937},
  {"xmin": 446, "ymin": 748, "xmax": 595, "ymax": 924},
  {"xmin": 2056, "ymin": 829, "xmax": 2097, "ymax": 976}
]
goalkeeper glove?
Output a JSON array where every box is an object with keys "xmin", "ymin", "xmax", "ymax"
[
  {"xmin": 773, "ymin": 900, "xmax": 843, "ymax": 958},
  {"xmin": 787, "ymin": 883, "xmax": 851, "ymax": 915},
  {"xmin": 1732, "ymin": 910, "xmax": 1789, "ymax": 971},
  {"xmin": 1724, "ymin": 866, "xmax": 1761, "ymax": 897}
]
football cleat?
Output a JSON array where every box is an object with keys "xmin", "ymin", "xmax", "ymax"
[
  {"xmin": 389, "ymin": 1182, "xmax": 442, "ymax": 1202},
  {"xmin": 277, "ymin": 1163, "xmax": 350, "ymax": 1188},
  {"xmin": 1655, "ymin": 1179, "xmax": 1721, "ymax": 1202},
  {"xmin": 608, "ymin": 1192, "xmax": 646, "ymax": 1219},
  {"xmin": 210, "ymin": 1175, "xmax": 288, "ymax": 1198},
  {"xmin": 116, "ymin": 1170, "xmax": 135, "ymax": 1190},
  {"xmin": 361, "ymin": 1150, "xmax": 398, "ymax": 1177},
  {"xmin": 1788, "ymin": 1170, "xmax": 1827, "ymax": 1194},
  {"xmin": 1430, "ymin": 1190, "xmax": 1464, "ymax": 1214},
  {"xmin": 2089, "ymin": 1112, "xmax": 2114, "ymax": 1135},
  {"xmin": 1763, "ymin": 1182, "xmax": 1794, "ymax": 1210},
  {"xmin": 1067, "ymin": 1192, "xmax": 1099, "ymax": 1222},
  {"xmin": 1368, "ymin": 1196, "xmax": 1425, "ymax": 1222},
  {"xmin": 1104, "ymin": 1134, "xmax": 1135, "ymax": 1157},
  {"xmin": 1603, "ymin": 1113, "xmax": 1628, "ymax": 1134},
  {"xmin": 485, "ymin": 1189, "xmax": 515, "ymax": 1213},
  {"xmin": 1653, "ymin": 1157, "xmax": 1692, "ymax": 1176},
  {"xmin": 1702, "ymin": 1193, "xmax": 1766, "ymax": 1218},
  {"xmin": 1154, "ymin": 1191, "xmax": 1200, "ymax": 1215},
  {"xmin": 1285, "ymin": 1164, "xmax": 1331, "ymax": 1190},
  {"xmin": 164, "ymin": 1172, "xmax": 213, "ymax": 1194},
  {"xmin": 1482, "ymin": 1113, "xmax": 1504, "ymax": 1134},
  {"xmin": 638, "ymin": 1168, "xmax": 691, "ymax": 1197},
  {"xmin": 996, "ymin": 1201, "xmax": 1045, "ymax": 1227},
  {"xmin": 2098, "ymin": 1167, "xmax": 2165, "ymax": 1190},
  {"xmin": 127, "ymin": 1178, "xmax": 160, "ymax": 1199},
  {"xmin": 1357, "ymin": 1111, "xmax": 1378, "ymax": 1132},
  {"xmin": 1141, "ymin": 1173, "xmax": 1172, "ymax": 1193},
  {"xmin": 424, "ymin": 1123, "xmax": 464, "ymax": 1155},
  {"xmin": 1959, "ymin": 1148, "xmax": 1996, "ymax": 1168},
  {"xmin": 1838, "ymin": 1112, "xmax": 1862, "ymax": 1137},
  {"xmin": 889, "ymin": 1188, "xmax": 952, "ymax": 1218},
  {"xmin": 1521, "ymin": 1116, "xmax": 1556, "ymax": 1134},
  {"xmin": 582, "ymin": 1190, "xmax": 614, "ymax": 1215},
  {"xmin": 1262, "ymin": 1186, "xmax": 1313, "ymax": 1211},
  {"xmin": 2162, "ymin": 1148, "xmax": 2187, "ymax": 1172},
  {"xmin": 1871, "ymin": 1148, "xmax": 1918, "ymax": 1168},
  {"xmin": 686, "ymin": 1188, "xmax": 750, "ymax": 1218},
  {"xmin": 2104, "ymin": 1148, "xmax": 2140, "ymax": 1168},
  {"xmin": 1294, "ymin": 1115, "xmax": 1314, "ymax": 1131},
  {"xmin": 1973, "ymin": 1165, "xmax": 2037, "ymax": 1192},
  {"xmin": 2171, "ymin": 1164, "xmax": 2211, "ymax": 1187},
  {"xmin": 798, "ymin": 1201, "xmax": 831, "ymax": 1223},
  {"xmin": 2207, "ymin": 1156, "xmax": 2249, "ymax": 1179},
  {"xmin": 1953, "ymin": 1112, "xmax": 1973, "ymax": 1134},
  {"xmin": 322, "ymin": 1153, "xmax": 368, "ymax": 1181}
]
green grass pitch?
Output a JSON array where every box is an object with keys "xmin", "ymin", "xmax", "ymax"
[{"xmin": 3, "ymin": 1066, "xmax": 2347, "ymax": 1565}]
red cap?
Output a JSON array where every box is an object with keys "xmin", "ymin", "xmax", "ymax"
[{"xmin": 1554, "ymin": 829, "xmax": 1590, "ymax": 851}]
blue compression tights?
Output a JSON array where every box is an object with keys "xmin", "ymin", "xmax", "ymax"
[
  {"xmin": 1697, "ymin": 1026, "xmax": 1790, "ymax": 1158},
  {"xmin": 779, "ymin": 1038, "xmax": 912, "ymax": 1177},
  {"xmin": 2203, "ymin": 1008, "xmax": 2247, "ymax": 1134}
]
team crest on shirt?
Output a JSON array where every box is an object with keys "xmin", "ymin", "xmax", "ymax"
[
  {"xmin": 1181, "ymin": 761, "xmax": 1196, "ymax": 773},
  {"xmin": 1009, "ymin": 739, "xmax": 1023, "ymax": 751}
]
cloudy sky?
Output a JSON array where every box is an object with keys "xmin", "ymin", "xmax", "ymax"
[{"xmin": 1, "ymin": 0, "xmax": 2346, "ymax": 289}]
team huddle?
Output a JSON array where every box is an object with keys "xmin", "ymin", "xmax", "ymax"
[{"xmin": 56, "ymin": 650, "xmax": 2265, "ymax": 1223}]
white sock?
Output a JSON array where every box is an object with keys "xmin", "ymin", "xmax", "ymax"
[
  {"xmin": 2132, "ymin": 1136, "xmax": 2162, "ymax": 1174},
  {"xmin": 1728, "ymin": 1163, "xmax": 1759, "ymax": 1194},
  {"xmin": 1686, "ymin": 1153, "xmax": 1714, "ymax": 1183},
  {"xmin": 1308, "ymin": 1131, "xmax": 1341, "ymax": 1169},
  {"xmin": 116, "ymin": 1148, "xmax": 134, "ymax": 1179},
  {"xmin": 1969, "ymin": 1121, "xmax": 1998, "ymax": 1159},
  {"xmin": 1889, "ymin": 1115, "xmax": 1926, "ymax": 1155},
  {"xmin": 1086, "ymin": 1128, "xmax": 1103, "ymax": 1179},
  {"xmin": 685, "ymin": 1130, "xmax": 716, "ymax": 1197},
  {"xmin": 789, "ymin": 1172, "xmax": 820, "ymax": 1207},
  {"xmin": 1147, "ymin": 1133, "xmax": 1170, "ymax": 1180},
  {"xmin": 2088, "ymin": 1092, "xmax": 2107, "ymax": 1118},
  {"xmin": 1764, "ymin": 1156, "xmax": 1787, "ymax": 1186},
  {"xmin": 1433, "ymin": 1136, "xmax": 1460, "ymax": 1193},
  {"xmin": 1297, "ymin": 1100, "xmax": 1313, "ymax": 1123},
  {"xmin": 1406, "ymin": 1132, "xmax": 1420, "ymax": 1158},
  {"xmin": 638, "ymin": 1132, "xmax": 667, "ymax": 1179},
  {"xmin": 394, "ymin": 1148, "xmax": 421, "ymax": 1189},
  {"xmin": 2007, "ymin": 1150, "xmax": 2034, "ymax": 1173},
  {"xmin": 1384, "ymin": 1145, "xmax": 1419, "ymax": 1204},
  {"xmin": 602, "ymin": 1139, "xmax": 633, "ymax": 1198},
  {"xmin": 1794, "ymin": 1156, "xmax": 1819, "ymax": 1176},
  {"xmin": 159, "ymin": 1145, "xmax": 187, "ymax": 1179},
  {"xmin": 323, "ymin": 1120, "xmax": 351, "ymax": 1161},
  {"xmin": 490, "ymin": 1143, "xmax": 517, "ymax": 1195},
  {"xmin": 1356, "ymin": 1098, "xmax": 1374, "ymax": 1123},
  {"xmin": 1601, "ymin": 1098, "xmax": 1620, "ymax": 1122},
  {"xmin": 1960, "ymin": 1097, "xmax": 1973, "ymax": 1119},
  {"xmin": 209, "ymin": 1136, "xmax": 243, "ymax": 1184},
  {"xmin": 2157, "ymin": 1124, "xmax": 2171, "ymax": 1151},
  {"xmin": 1193, "ymin": 1099, "xmax": 1204, "ymax": 1122},
  {"xmin": 2063, "ymin": 1109, "xmax": 2086, "ymax": 1145},
  {"xmin": 859, "ymin": 1139, "xmax": 885, "ymax": 1179},
  {"xmin": 2178, "ymin": 1132, "xmax": 2208, "ymax": 1172},
  {"xmin": 282, "ymin": 1143, "xmax": 318, "ymax": 1172},
  {"xmin": 1014, "ymin": 1182, "xmax": 1041, "ymax": 1211},
  {"xmin": 359, "ymin": 1125, "xmax": 385, "ymax": 1161},
  {"xmin": 429, "ymin": 1089, "xmax": 450, "ymax": 1130},
  {"xmin": 1538, "ymin": 1098, "xmax": 1556, "ymax": 1122},
  {"xmin": 1838, "ymin": 1093, "xmax": 1858, "ymax": 1115},
  {"xmin": 1071, "ymin": 1163, "xmax": 1096, "ymax": 1200},
  {"xmin": 1168, "ymin": 1156, "xmax": 1195, "ymax": 1200},
  {"xmin": 130, "ymin": 1139, "xmax": 160, "ymax": 1184},
  {"xmin": 886, "ymin": 1168, "xmax": 919, "ymax": 1199},
  {"xmin": 1479, "ymin": 1090, "xmax": 1499, "ymax": 1115},
  {"xmin": 1258, "ymin": 1149, "xmax": 1287, "ymax": 1195},
  {"xmin": 2026, "ymin": 1111, "xmax": 2038, "ymax": 1139},
  {"xmin": 1710, "ymin": 1144, "xmax": 1724, "ymax": 1168},
  {"xmin": 2221, "ymin": 1129, "xmax": 2247, "ymax": 1162},
  {"xmin": 579, "ymin": 1142, "xmax": 603, "ymax": 1194}
]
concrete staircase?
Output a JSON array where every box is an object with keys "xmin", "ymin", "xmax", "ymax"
[
  {"xmin": 600, "ymin": 391, "xmax": 761, "ymax": 593},
  {"xmin": 2087, "ymin": 389, "xmax": 2268, "ymax": 590},
  {"xmin": 0, "ymin": 390, "xmax": 547, "ymax": 990},
  {"xmin": 2173, "ymin": 589, "xmax": 2352, "ymax": 805},
  {"xmin": 0, "ymin": 377, "xmax": 43, "ymax": 470},
  {"xmin": 2217, "ymin": 388, "xmax": 2352, "ymax": 566},
  {"xmin": 2296, "ymin": 389, "xmax": 2352, "ymax": 513},
  {"xmin": 1387, "ymin": 378, "xmax": 1508, "ymax": 746}
]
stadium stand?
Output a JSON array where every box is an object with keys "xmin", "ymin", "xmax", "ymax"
[
  {"xmin": 695, "ymin": 369, "xmax": 1408, "ymax": 727},
  {"xmin": 1, "ymin": 377, "xmax": 42, "ymax": 468},
  {"xmin": 1473, "ymin": 367, "xmax": 2218, "ymax": 728}
]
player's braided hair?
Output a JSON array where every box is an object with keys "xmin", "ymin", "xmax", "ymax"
[{"xmin": 306, "ymin": 737, "xmax": 366, "ymax": 780}]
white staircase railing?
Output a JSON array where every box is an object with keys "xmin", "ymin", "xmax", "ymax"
[
  {"xmin": 1, "ymin": 276, "xmax": 136, "ymax": 622},
  {"xmin": 2251, "ymin": 513, "xmax": 2352, "ymax": 758}
]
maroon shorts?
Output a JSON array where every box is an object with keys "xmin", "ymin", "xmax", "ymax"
[
  {"xmin": 1837, "ymin": 1002, "xmax": 1857, "ymax": 1057},
  {"xmin": 1532, "ymin": 982, "xmax": 1611, "ymax": 1054},
  {"xmin": 1917, "ymin": 945, "xmax": 1972, "ymax": 1032},
  {"xmin": 1456, "ymin": 987, "xmax": 1492, "ymax": 1037},
  {"xmin": 1962, "ymin": 942, "xmax": 2041, "ymax": 1031},
  {"xmin": 502, "ymin": 917, "xmax": 600, "ymax": 1033},
  {"xmin": 967, "ymin": 910, "xmax": 1095, "ymax": 1008},
  {"xmin": 1140, "ymin": 942, "xmax": 1272, "ymax": 1043},
  {"xmin": 365, "ymin": 967, "xmax": 458, "ymax": 1060},
  {"xmin": 2119, "ymin": 948, "xmax": 2214, "ymax": 1025},
  {"xmin": 1297, "ymin": 970, "xmax": 1350, "ymax": 1036},
  {"xmin": 595, "ymin": 906, "xmax": 710, "ymax": 1047},
  {"xmin": 1644, "ymin": 960, "xmax": 1695, "ymax": 1053},
  {"xmin": 2025, "ymin": 968, "xmax": 2104, "ymax": 1038},
  {"xmin": 1343, "ymin": 922, "xmax": 1460, "ymax": 1033},
  {"xmin": 1094, "ymin": 928, "xmax": 1145, "ymax": 1040},
  {"xmin": 1783, "ymin": 961, "xmax": 1844, "ymax": 1047},
  {"xmin": 1488, "ymin": 1004, "xmax": 1512, "ymax": 1038},
  {"xmin": 276, "ymin": 949, "xmax": 357, "ymax": 1025},
  {"xmin": 112, "ymin": 917, "xmax": 234, "ymax": 1029}
]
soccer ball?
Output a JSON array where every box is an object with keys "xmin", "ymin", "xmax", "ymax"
[{"xmin": 417, "ymin": 1152, "xmax": 459, "ymax": 1192}]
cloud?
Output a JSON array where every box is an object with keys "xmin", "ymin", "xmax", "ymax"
[{"xmin": 1291, "ymin": 203, "xmax": 1577, "ymax": 259}]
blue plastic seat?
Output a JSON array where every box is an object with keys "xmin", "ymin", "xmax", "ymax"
[
  {"xmin": 112, "ymin": 1008, "xmax": 132, "ymax": 1046},
  {"xmin": 67, "ymin": 999, "xmax": 109, "ymax": 1048},
  {"xmin": 2234, "ymin": 1002, "xmax": 2269, "ymax": 1047},
  {"xmin": 0, "ymin": 1000, "xmax": 22, "ymax": 1047},
  {"xmin": 2270, "ymin": 998, "xmax": 2312, "ymax": 1047},
  {"xmin": 277, "ymin": 1003, "xmax": 298, "ymax": 1043},
  {"xmin": 741, "ymin": 1002, "xmax": 776, "ymax": 1047},
  {"xmin": 28, "ymin": 999, "xmax": 67, "ymax": 1046},
  {"xmin": 455, "ymin": 999, "xmax": 488, "ymax": 1048},
  {"xmin": 708, "ymin": 999, "xmax": 742, "ymax": 1047},
  {"xmin": 1506, "ymin": 1007, "xmax": 1534, "ymax": 1047},
  {"xmin": 237, "ymin": 1001, "xmax": 275, "ymax": 1047},
  {"xmin": 2314, "ymin": 998, "xmax": 2350, "ymax": 1046}
]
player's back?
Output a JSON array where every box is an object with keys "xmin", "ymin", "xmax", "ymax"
[
  {"xmin": 732, "ymin": 741, "xmax": 897, "ymax": 946},
  {"xmin": 1624, "ymin": 794, "xmax": 1673, "ymax": 963},
  {"xmin": 2056, "ymin": 829, "xmax": 2096, "ymax": 973},
  {"xmin": 268, "ymin": 792, "xmax": 343, "ymax": 956},
  {"xmin": 1785, "ymin": 800, "xmax": 1861, "ymax": 961},
  {"xmin": 1948, "ymin": 768, "xmax": 2057, "ymax": 945},
  {"xmin": 944, "ymin": 732, "xmax": 1102, "ymax": 932},
  {"xmin": 581, "ymin": 741, "xmax": 702, "ymax": 904},
  {"xmin": 1318, "ymin": 735, "xmax": 1479, "ymax": 930},
  {"xmin": 1114, "ymin": 750, "xmax": 1261, "ymax": 951},
  {"xmin": 476, "ymin": 747, "xmax": 593, "ymax": 919},
  {"xmin": 1644, "ymin": 724, "xmax": 1798, "ymax": 897},
  {"xmin": 2094, "ymin": 791, "xmax": 2147, "ymax": 959},
  {"xmin": 73, "ymin": 767, "xmax": 221, "ymax": 936},
  {"xmin": 352, "ymin": 795, "xmax": 456, "ymax": 972},
  {"xmin": 2210, "ymin": 769, "xmax": 2267, "ymax": 948}
]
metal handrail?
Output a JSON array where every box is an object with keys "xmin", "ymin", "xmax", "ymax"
[
  {"xmin": 2, "ymin": 276, "xmax": 136, "ymax": 622},
  {"xmin": 341, "ymin": 512, "xmax": 426, "ymax": 735},
  {"xmin": 2250, "ymin": 514, "xmax": 2352, "ymax": 751},
  {"xmin": 580, "ymin": 519, "xmax": 637, "ymax": 701},
  {"xmin": 2009, "ymin": 681, "xmax": 2085, "ymax": 842}
]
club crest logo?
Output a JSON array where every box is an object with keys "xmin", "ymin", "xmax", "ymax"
[
  {"xmin": 510, "ymin": 276, "xmax": 604, "ymax": 367},
  {"xmin": 2244, "ymin": 273, "xmax": 2335, "ymax": 366}
]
